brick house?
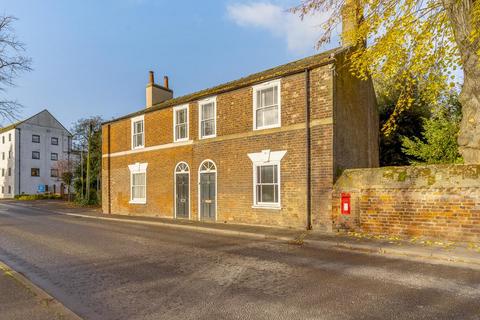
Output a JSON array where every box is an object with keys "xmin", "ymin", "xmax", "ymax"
[{"xmin": 102, "ymin": 47, "xmax": 379, "ymax": 230}]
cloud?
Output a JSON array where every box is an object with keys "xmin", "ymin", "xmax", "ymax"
[{"xmin": 227, "ymin": 2, "xmax": 334, "ymax": 54}]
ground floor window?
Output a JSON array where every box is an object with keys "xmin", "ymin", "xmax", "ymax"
[
  {"xmin": 248, "ymin": 150, "xmax": 286, "ymax": 209},
  {"xmin": 255, "ymin": 164, "xmax": 279, "ymax": 205},
  {"xmin": 129, "ymin": 162, "xmax": 147, "ymax": 204},
  {"xmin": 31, "ymin": 168, "xmax": 40, "ymax": 177}
]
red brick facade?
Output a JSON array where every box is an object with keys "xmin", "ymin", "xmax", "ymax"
[{"xmin": 102, "ymin": 49, "xmax": 378, "ymax": 230}]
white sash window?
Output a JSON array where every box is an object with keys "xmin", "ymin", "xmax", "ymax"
[
  {"xmin": 253, "ymin": 80, "xmax": 281, "ymax": 130},
  {"xmin": 248, "ymin": 150, "xmax": 286, "ymax": 209},
  {"xmin": 199, "ymin": 97, "xmax": 216, "ymax": 139},
  {"xmin": 174, "ymin": 105, "xmax": 189, "ymax": 142},
  {"xmin": 129, "ymin": 163, "xmax": 148, "ymax": 204},
  {"xmin": 131, "ymin": 116, "xmax": 145, "ymax": 149}
]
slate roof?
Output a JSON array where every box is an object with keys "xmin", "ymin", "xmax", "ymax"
[{"xmin": 103, "ymin": 46, "xmax": 345, "ymax": 125}]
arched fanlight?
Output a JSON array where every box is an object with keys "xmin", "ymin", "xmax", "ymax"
[
  {"xmin": 199, "ymin": 160, "xmax": 216, "ymax": 172},
  {"xmin": 175, "ymin": 162, "xmax": 189, "ymax": 173}
]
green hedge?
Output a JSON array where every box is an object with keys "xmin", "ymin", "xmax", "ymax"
[{"xmin": 14, "ymin": 194, "xmax": 62, "ymax": 201}]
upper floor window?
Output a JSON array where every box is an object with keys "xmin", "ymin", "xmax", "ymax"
[
  {"xmin": 51, "ymin": 137, "xmax": 59, "ymax": 145},
  {"xmin": 51, "ymin": 153, "xmax": 58, "ymax": 161},
  {"xmin": 32, "ymin": 135, "xmax": 40, "ymax": 143},
  {"xmin": 199, "ymin": 97, "xmax": 216, "ymax": 139},
  {"xmin": 1, "ymin": 169, "xmax": 4, "ymax": 177},
  {"xmin": 51, "ymin": 168, "xmax": 59, "ymax": 178},
  {"xmin": 1, "ymin": 152, "xmax": 4, "ymax": 160},
  {"xmin": 8, "ymin": 151, "xmax": 11, "ymax": 159},
  {"xmin": 31, "ymin": 168, "xmax": 40, "ymax": 177},
  {"xmin": 173, "ymin": 105, "xmax": 189, "ymax": 142},
  {"xmin": 253, "ymin": 80, "xmax": 281, "ymax": 130},
  {"xmin": 32, "ymin": 151, "xmax": 40, "ymax": 159},
  {"xmin": 8, "ymin": 168, "xmax": 11, "ymax": 176},
  {"xmin": 2, "ymin": 136, "xmax": 4, "ymax": 144},
  {"xmin": 131, "ymin": 116, "xmax": 144, "ymax": 149},
  {"xmin": 8, "ymin": 133, "xmax": 11, "ymax": 141}
]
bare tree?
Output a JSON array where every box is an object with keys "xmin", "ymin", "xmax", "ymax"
[
  {"xmin": 53, "ymin": 159, "xmax": 76, "ymax": 199},
  {"xmin": 0, "ymin": 15, "xmax": 32, "ymax": 123}
]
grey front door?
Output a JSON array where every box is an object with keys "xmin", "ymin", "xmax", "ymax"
[
  {"xmin": 200, "ymin": 172, "xmax": 216, "ymax": 221},
  {"xmin": 175, "ymin": 173, "xmax": 189, "ymax": 218}
]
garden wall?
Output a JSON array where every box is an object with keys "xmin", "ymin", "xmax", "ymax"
[{"xmin": 332, "ymin": 165, "xmax": 480, "ymax": 242}]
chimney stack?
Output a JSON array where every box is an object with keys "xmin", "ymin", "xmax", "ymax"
[
  {"xmin": 146, "ymin": 71, "xmax": 173, "ymax": 108},
  {"xmin": 164, "ymin": 76, "xmax": 169, "ymax": 89},
  {"xmin": 149, "ymin": 71, "xmax": 154, "ymax": 84}
]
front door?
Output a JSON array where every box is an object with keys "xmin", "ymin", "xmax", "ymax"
[
  {"xmin": 175, "ymin": 173, "xmax": 189, "ymax": 218},
  {"xmin": 200, "ymin": 172, "xmax": 216, "ymax": 221}
]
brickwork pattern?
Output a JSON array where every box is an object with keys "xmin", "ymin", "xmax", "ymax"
[
  {"xmin": 102, "ymin": 66, "xmax": 336, "ymax": 229},
  {"xmin": 332, "ymin": 165, "xmax": 480, "ymax": 242}
]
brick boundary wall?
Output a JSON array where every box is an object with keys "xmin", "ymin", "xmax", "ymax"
[{"xmin": 332, "ymin": 165, "xmax": 480, "ymax": 242}]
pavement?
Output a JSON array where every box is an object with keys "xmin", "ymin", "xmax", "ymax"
[
  {"xmin": 0, "ymin": 260, "xmax": 81, "ymax": 320},
  {"xmin": 18, "ymin": 199, "xmax": 480, "ymax": 269},
  {"xmin": 1, "ymin": 200, "xmax": 480, "ymax": 319}
]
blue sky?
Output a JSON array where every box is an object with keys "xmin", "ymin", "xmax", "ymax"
[{"xmin": 1, "ymin": 0, "xmax": 339, "ymax": 128}]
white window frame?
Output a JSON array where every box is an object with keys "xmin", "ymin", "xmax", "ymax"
[
  {"xmin": 253, "ymin": 79, "xmax": 281, "ymax": 131},
  {"xmin": 173, "ymin": 104, "xmax": 189, "ymax": 142},
  {"xmin": 129, "ymin": 162, "xmax": 148, "ymax": 204},
  {"xmin": 198, "ymin": 96, "xmax": 217, "ymax": 139},
  {"xmin": 248, "ymin": 150, "xmax": 286, "ymax": 210},
  {"xmin": 131, "ymin": 115, "xmax": 145, "ymax": 150}
]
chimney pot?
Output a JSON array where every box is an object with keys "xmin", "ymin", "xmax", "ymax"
[
  {"xmin": 146, "ymin": 72, "xmax": 173, "ymax": 108},
  {"xmin": 164, "ymin": 76, "xmax": 169, "ymax": 89},
  {"xmin": 149, "ymin": 71, "xmax": 154, "ymax": 84}
]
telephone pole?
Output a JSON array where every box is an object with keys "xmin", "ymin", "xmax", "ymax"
[{"xmin": 86, "ymin": 123, "xmax": 92, "ymax": 202}]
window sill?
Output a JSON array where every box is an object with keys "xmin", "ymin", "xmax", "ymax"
[
  {"xmin": 252, "ymin": 205, "xmax": 281, "ymax": 210},
  {"xmin": 174, "ymin": 138, "xmax": 189, "ymax": 143},
  {"xmin": 253, "ymin": 124, "xmax": 281, "ymax": 131},
  {"xmin": 131, "ymin": 146, "xmax": 145, "ymax": 151},
  {"xmin": 129, "ymin": 200, "xmax": 146, "ymax": 205},
  {"xmin": 199, "ymin": 134, "xmax": 216, "ymax": 140}
]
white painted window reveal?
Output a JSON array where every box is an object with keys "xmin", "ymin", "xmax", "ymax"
[
  {"xmin": 253, "ymin": 80, "xmax": 281, "ymax": 130},
  {"xmin": 174, "ymin": 105, "xmax": 189, "ymax": 142},
  {"xmin": 248, "ymin": 149, "xmax": 286, "ymax": 209},
  {"xmin": 129, "ymin": 162, "xmax": 148, "ymax": 204},
  {"xmin": 199, "ymin": 97, "xmax": 216, "ymax": 139},
  {"xmin": 131, "ymin": 116, "xmax": 145, "ymax": 149}
]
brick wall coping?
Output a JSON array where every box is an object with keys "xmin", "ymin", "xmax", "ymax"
[{"xmin": 335, "ymin": 164, "xmax": 480, "ymax": 190}]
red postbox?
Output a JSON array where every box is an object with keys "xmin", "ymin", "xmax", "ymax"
[{"xmin": 341, "ymin": 193, "xmax": 351, "ymax": 215}]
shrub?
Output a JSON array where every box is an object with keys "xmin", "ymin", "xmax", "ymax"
[{"xmin": 14, "ymin": 194, "xmax": 62, "ymax": 201}]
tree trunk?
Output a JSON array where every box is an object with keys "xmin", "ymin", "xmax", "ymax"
[{"xmin": 443, "ymin": 0, "xmax": 480, "ymax": 164}]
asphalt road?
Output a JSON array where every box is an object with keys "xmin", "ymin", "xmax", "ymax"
[{"xmin": 0, "ymin": 201, "xmax": 479, "ymax": 320}]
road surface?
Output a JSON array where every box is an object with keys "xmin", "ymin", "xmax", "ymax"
[{"xmin": 0, "ymin": 201, "xmax": 479, "ymax": 319}]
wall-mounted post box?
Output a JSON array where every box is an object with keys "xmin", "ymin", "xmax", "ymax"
[{"xmin": 341, "ymin": 193, "xmax": 351, "ymax": 215}]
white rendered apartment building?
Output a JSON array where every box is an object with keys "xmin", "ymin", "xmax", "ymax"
[{"xmin": 0, "ymin": 110, "xmax": 73, "ymax": 198}]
